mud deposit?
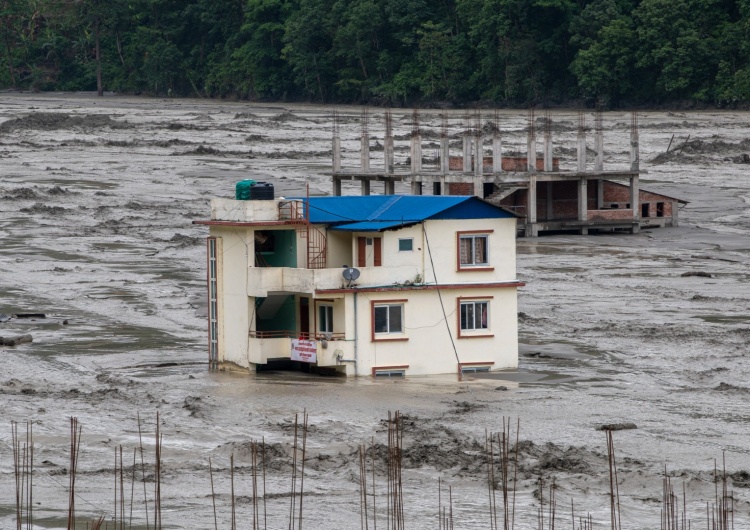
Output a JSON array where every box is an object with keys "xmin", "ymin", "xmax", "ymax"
[{"xmin": 1, "ymin": 95, "xmax": 749, "ymax": 529}]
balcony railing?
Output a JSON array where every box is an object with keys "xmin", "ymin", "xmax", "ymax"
[
  {"xmin": 249, "ymin": 330, "xmax": 345, "ymax": 340},
  {"xmin": 247, "ymin": 265, "xmax": 423, "ymax": 296}
]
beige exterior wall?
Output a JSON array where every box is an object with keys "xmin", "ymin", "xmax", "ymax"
[
  {"xmin": 422, "ymin": 218, "xmax": 517, "ymax": 284},
  {"xmin": 209, "ymin": 226, "xmax": 253, "ymax": 369},
  {"xmin": 206, "ymin": 199, "xmax": 521, "ymax": 376},
  {"xmin": 348, "ymin": 287, "xmax": 518, "ymax": 376}
]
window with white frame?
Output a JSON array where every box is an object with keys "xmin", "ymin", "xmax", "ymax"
[
  {"xmin": 318, "ymin": 304, "xmax": 333, "ymax": 333},
  {"xmin": 398, "ymin": 238, "xmax": 413, "ymax": 251},
  {"xmin": 458, "ymin": 233, "xmax": 489, "ymax": 267},
  {"xmin": 373, "ymin": 304, "xmax": 404, "ymax": 334},
  {"xmin": 460, "ymin": 300, "xmax": 489, "ymax": 331}
]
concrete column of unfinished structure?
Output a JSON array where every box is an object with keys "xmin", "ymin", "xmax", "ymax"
[
  {"xmin": 411, "ymin": 133, "xmax": 422, "ymax": 174},
  {"xmin": 526, "ymin": 175, "xmax": 538, "ymax": 237},
  {"xmin": 527, "ymin": 133, "xmax": 536, "ymax": 172},
  {"xmin": 578, "ymin": 178, "xmax": 588, "ymax": 234},
  {"xmin": 440, "ymin": 135, "xmax": 449, "ymax": 174},
  {"xmin": 594, "ymin": 114, "xmax": 604, "ymax": 172},
  {"xmin": 473, "ymin": 130, "xmax": 483, "ymax": 196},
  {"xmin": 492, "ymin": 133, "xmax": 502, "ymax": 174},
  {"xmin": 361, "ymin": 180, "xmax": 370, "ymax": 195},
  {"xmin": 333, "ymin": 136, "xmax": 341, "ymax": 173},
  {"xmin": 630, "ymin": 175, "xmax": 640, "ymax": 231},
  {"xmin": 577, "ymin": 132, "xmax": 586, "ymax": 172},
  {"xmin": 544, "ymin": 132, "xmax": 553, "ymax": 173},
  {"xmin": 630, "ymin": 128, "xmax": 639, "ymax": 171},
  {"xmin": 385, "ymin": 111, "xmax": 394, "ymax": 175},
  {"xmin": 463, "ymin": 134, "xmax": 472, "ymax": 172},
  {"xmin": 360, "ymin": 135, "xmax": 370, "ymax": 173}
]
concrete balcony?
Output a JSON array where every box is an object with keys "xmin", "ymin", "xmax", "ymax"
[
  {"xmin": 247, "ymin": 335, "xmax": 354, "ymax": 368},
  {"xmin": 247, "ymin": 265, "xmax": 423, "ymax": 297}
]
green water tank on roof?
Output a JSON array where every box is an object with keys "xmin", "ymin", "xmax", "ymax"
[{"xmin": 235, "ymin": 179, "xmax": 256, "ymax": 200}]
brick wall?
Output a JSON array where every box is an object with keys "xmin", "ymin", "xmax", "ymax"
[
  {"xmin": 603, "ymin": 181, "xmax": 675, "ymax": 218},
  {"xmin": 588, "ymin": 209, "xmax": 635, "ymax": 221},
  {"xmin": 448, "ymin": 156, "xmax": 559, "ymax": 172},
  {"xmin": 446, "ymin": 183, "xmax": 474, "ymax": 195}
]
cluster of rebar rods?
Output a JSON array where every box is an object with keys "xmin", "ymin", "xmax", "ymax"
[
  {"xmin": 288, "ymin": 410, "xmax": 309, "ymax": 530},
  {"xmin": 605, "ymin": 429, "xmax": 622, "ymax": 530},
  {"xmin": 68, "ymin": 417, "xmax": 82, "ymax": 530},
  {"xmin": 387, "ymin": 410, "xmax": 405, "ymax": 530},
  {"xmin": 486, "ymin": 418, "xmax": 520, "ymax": 530},
  {"xmin": 12, "ymin": 421, "xmax": 33, "ymax": 530},
  {"xmin": 437, "ymin": 479, "xmax": 454, "ymax": 530},
  {"xmin": 7, "ymin": 412, "xmax": 746, "ymax": 529}
]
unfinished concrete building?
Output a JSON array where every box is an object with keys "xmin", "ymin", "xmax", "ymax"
[{"xmin": 331, "ymin": 110, "xmax": 687, "ymax": 237}]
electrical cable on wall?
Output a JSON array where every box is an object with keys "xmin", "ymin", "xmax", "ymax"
[{"xmin": 422, "ymin": 223, "xmax": 462, "ymax": 377}]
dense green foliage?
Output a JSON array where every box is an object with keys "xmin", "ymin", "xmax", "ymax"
[{"xmin": 1, "ymin": 0, "xmax": 749, "ymax": 105}]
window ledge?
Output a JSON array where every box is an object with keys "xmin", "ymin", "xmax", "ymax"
[
  {"xmin": 457, "ymin": 267, "xmax": 495, "ymax": 272},
  {"xmin": 372, "ymin": 337, "xmax": 410, "ymax": 343},
  {"xmin": 457, "ymin": 333, "xmax": 494, "ymax": 339}
]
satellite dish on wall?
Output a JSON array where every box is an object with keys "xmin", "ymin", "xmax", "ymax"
[{"xmin": 342, "ymin": 267, "xmax": 360, "ymax": 286}]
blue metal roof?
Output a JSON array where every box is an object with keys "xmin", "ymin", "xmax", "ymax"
[
  {"xmin": 302, "ymin": 196, "xmax": 515, "ymax": 230},
  {"xmin": 329, "ymin": 220, "xmax": 418, "ymax": 232}
]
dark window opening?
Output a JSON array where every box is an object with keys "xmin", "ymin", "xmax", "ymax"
[
  {"xmin": 642, "ymin": 204, "xmax": 650, "ymax": 217},
  {"xmin": 255, "ymin": 231, "xmax": 275, "ymax": 252},
  {"xmin": 656, "ymin": 202, "xmax": 665, "ymax": 217}
]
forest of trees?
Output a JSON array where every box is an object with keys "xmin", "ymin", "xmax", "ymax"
[{"xmin": 1, "ymin": 0, "xmax": 749, "ymax": 106}]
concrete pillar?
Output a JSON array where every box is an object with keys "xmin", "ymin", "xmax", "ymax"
[
  {"xmin": 595, "ymin": 129, "xmax": 604, "ymax": 171},
  {"xmin": 411, "ymin": 181, "xmax": 423, "ymax": 195},
  {"xmin": 543, "ymin": 132, "xmax": 553, "ymax": 172},
  {"xmin": 384, "ymin": 180, "xmax": 395, "ymax": 195},
  {"xmin": 361, "ymin": 180, "xmax": 370, "ymax": 195},
  {"xmin": 462, "ymin": 135, "xmax": 472, "ymax": 172},
  {"xmin": 361, "ymin": 134, "xmax": 370, "ymax": 172},
  {"xmin": 596, "ymin": 179, "xmax": 604, "ymax": 209},
  {"xmin": 411, "ymin": 134, "xmax": 422, "ymax": 174},
  {"xmin": 333, "ymin": 136, "xmax": 341, "ymax": 173},
  {"xmin": 492, "ymin": 134, "xmax": 502, "ymax": 173},
  {"xmin": 576, "ymin": 133, "xmax": 586, "ymax": 172},
  {"xmin": 438, "ymin": 175, "xmax": 446, "ymax": 195},
  {"xmin": 333, "ymin": 177, "xmax": 342, "ymax": 196},
  {"xmin": 384, "ymin": 135, "xmax": 394, "ymax": 174},
  {"xmin": 527, "ymin": 135, "xmax": 536, "ymax": 172},
  {"xmin": 526, "ymin": 175, "xmax": 538, "ymax": 237},
  {"xmin": 474, "ymin": 135, "xmax": 483, "ymax": 178},
  {"xmin": 630, "ymin": 130, "xmax": 640, "ymax": 172},
  {"xmin": 630, "ymin": 175, "xmax": 639, "ymax": 223},
  {"xmin": 440, "ymin": 136, "xmax": 450, "ymax": 174},
  {"xmin": 473, "ymin": 178, "xmax": 483, "ymax": 198},
  {"xmin": 578, "ymin": 178, "xmax": 588, "ymax": 222}
]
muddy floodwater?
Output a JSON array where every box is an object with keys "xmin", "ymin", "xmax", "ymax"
[{"xmin": 1, "ymin": 94, "xmax": 749, "ymax": 529}]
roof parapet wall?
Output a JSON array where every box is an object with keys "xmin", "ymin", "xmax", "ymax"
[{"xmin": 211, "ymin": 198, "xmax": 304, "ymax": 222}]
